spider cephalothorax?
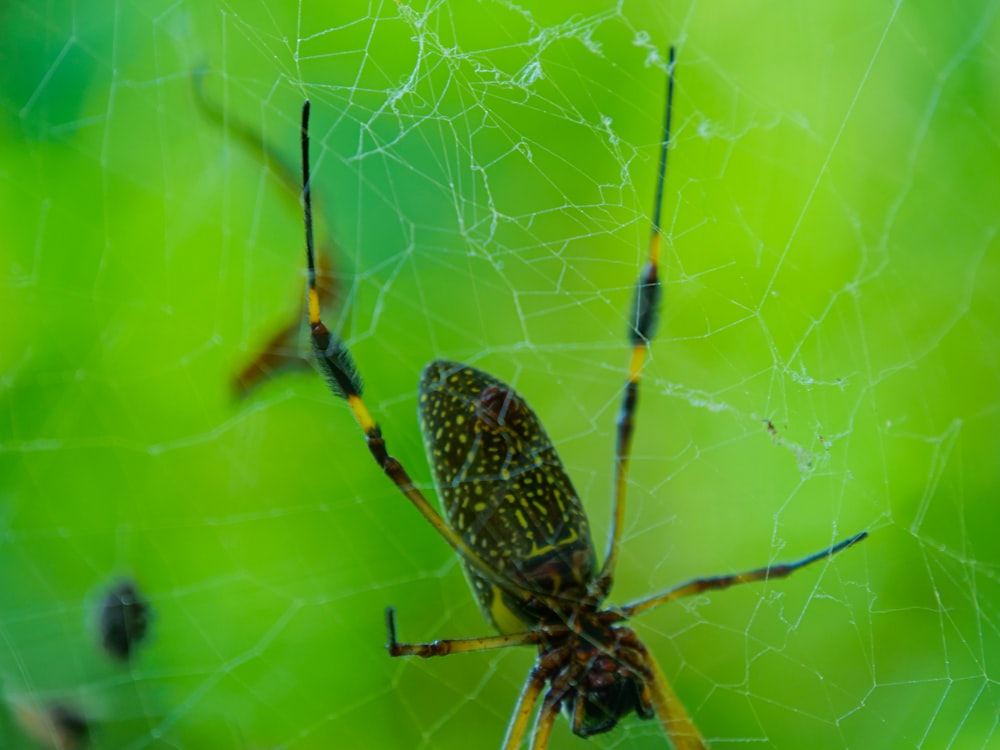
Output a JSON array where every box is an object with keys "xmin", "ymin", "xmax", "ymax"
[{"xmin": 535, "ymin": 618, "xmax": 656, "ymax": 738}]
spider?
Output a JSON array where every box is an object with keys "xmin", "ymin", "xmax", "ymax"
[{"xmin": 294, "ymin": 47, "xmax": 866, "ymax": 749}]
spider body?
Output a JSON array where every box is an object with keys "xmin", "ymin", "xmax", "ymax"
[
  {"xmin": 419, "ymin": 360, "xmax": 651, "ymax": 736},
  {"xmin": 536, "ymin": 622, "xmax": 654, "ymax": 737}
]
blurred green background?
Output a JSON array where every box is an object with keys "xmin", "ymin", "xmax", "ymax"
[{"xmin": 1, "ymin": 0, "xmax": 999, "ymax": 748}]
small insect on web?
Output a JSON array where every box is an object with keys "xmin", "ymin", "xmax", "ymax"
[
  {"xmin": 296, "ymin": 47, "xmax": 867, "ymax": 749},
  {"xmin": 96, "ymin": 577, "xmax": 152, "ymax": 662}
]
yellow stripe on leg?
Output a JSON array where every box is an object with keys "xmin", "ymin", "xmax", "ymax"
[
  {"xmin": 648, "ymin": 230, "xmax": 662, "ymax": 267},
  {"xmin": 308, "ymin": 288, "xmax": 322, "ymax": 327},
  {"xmin": 628, "ymin": 344, "xmax": 648, "ymax": 383},
  {"xmin": 348, "ymin": 394, "xmax": 377, "ymax": 434}
]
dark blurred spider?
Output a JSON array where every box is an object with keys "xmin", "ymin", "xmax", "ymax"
[
  {"xmin": 97, "ymin": 577, "xmax": 151, "ymax": 662},
  {"xmin": 191, "ymin": 68, "xmax": 339, "ymax": 399},
  {"xmin": 295, "ymin": 47, "xmax": 866, "ymax": 749}
]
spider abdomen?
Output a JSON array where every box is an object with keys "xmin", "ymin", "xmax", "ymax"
[{"xmin": 418, "ymin": 360, "xmax": 598, "ymax": 630}]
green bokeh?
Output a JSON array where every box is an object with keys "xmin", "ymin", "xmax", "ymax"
[{"xmin": 1, "ymin": 1, "xmax": 999, "ymax": 748}]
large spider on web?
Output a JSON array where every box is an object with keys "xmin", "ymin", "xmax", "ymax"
[{"xmin": 274, "ymin": 46, "xmax": 866, "ymax": 749}]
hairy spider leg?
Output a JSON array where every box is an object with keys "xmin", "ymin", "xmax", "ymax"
[
  {"xmin": 297, "ymin": 101, "xmax": 546, "ymax": 612},
  {"xmin": 594, "ymin": 45, "xmax": 676, "ymax": 599}
]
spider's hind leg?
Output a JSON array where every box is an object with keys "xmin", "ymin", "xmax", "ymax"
[{"xmin": 636, "ymin": 646, "xmax": 706, "ymax": 750}]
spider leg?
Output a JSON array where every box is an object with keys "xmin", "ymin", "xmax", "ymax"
[
  {"xmin": 621, "ymin": 530, "xmax": 867, "ymax": 619},
  {"xmin": 640, "ymin": 646, "xmax": 707, "ymax": 750},
  {"xmin": 231, "ymin": 252, "xmax": 337, "ymax": 398},
  {"xmin": 385, "ymin": 606, "xmax": 547, "ymax": 657},
  {"xmin": 310, "ymin": 322, "xmax": 538, "ymax": 603},
  {"xmin": 502, "ymin": 667, "xmax": 548, "ymax": 750},
  {"xmin": 295, "ymin": 102, "xmax": 540, "ymax": 609},
  {"xmin": 595, "ymin": 46, "xmax": 677, "ymax": 598},
  {"xmin": 529, "ymin": 693, "xmax": 560, "ymax": 750}
]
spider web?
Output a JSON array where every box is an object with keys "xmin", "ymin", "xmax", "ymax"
[{"xmin": 2, "ymin": 0, "xmax": 999, "ymax": 748}]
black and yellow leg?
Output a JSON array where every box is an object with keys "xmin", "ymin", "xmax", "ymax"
[
  {"xmin": 621, "ymin": 530, "xmax": 868, "ymax": 619},
  {"xmin": 595, "ymin": 46, "xmax": 677, "ymax": 597},
  {"xmin": 308, "ymin": 315, "xmax": 525, "ymax": 592},
  {"xmin": 297, "ymin": 102, "xmax": 538, "ymax": 607},
  {"xmin": 385, "ymin": 607, "xmax": 547, "ymax": 658}
]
